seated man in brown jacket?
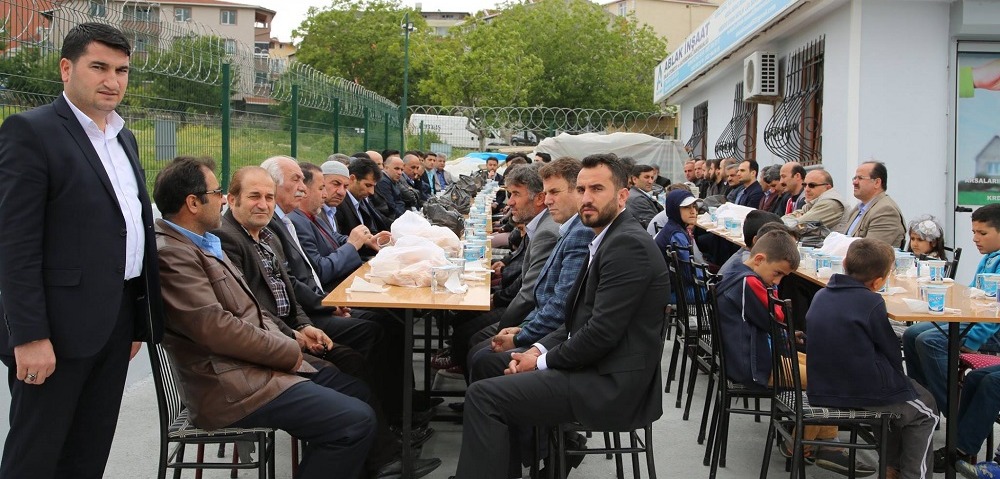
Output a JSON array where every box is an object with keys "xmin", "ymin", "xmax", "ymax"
[{"xmin": 153, "ymin": 156, "xmax": 376, "ymax": 479}]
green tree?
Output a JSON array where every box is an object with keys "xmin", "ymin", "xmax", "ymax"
[
  {"xmin": 419, "ymin": 21, "xmax": 542, "ymax": 108},
  {"xmin": 419, "ymin": 0, "xmax": 667, "ymax": 112},
  {"xmin": 293, "ymin": 0, "xmax": 433, "ymax": 104},
  {"xmin": 0, "ymin": 46, "xmax": 62, "ymax": 104}
]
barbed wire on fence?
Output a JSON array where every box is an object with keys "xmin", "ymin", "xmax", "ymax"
[
  {"xmin": 407, "ymin": 105, "xmax": 676, "ymax": 150},
  {"xmin": 0, "ymin": 0, "xmax": 397, "ymax": 119}
]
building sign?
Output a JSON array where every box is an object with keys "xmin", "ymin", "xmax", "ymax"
[
  {"xmin": 956, "ymin": 51, "xmax": 1000, "ymax": 206},
  {"xmin": 653, "ymin": 0, "xmax": 802, "ymax": 104}
]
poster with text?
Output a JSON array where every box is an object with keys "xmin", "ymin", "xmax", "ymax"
[{"xmin": 957, "ymin": 51, "xmax": 1000, "ymax": 206}]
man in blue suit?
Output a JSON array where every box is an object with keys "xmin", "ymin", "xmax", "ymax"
[
  {"xmin": 467, "ymin": 157, "xmax": 595, "ymax": 380},
  {"xmin": 0, "ymin": 23, "xmax": 163, "ymax": 478},
  {"xmin": 290, "ymin": 161, "xmax": 383, "ymax": 291}
]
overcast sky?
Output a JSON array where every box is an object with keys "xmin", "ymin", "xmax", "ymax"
[{"xmin": 252, "ymin": 0, "xmax": 506, "ymax": 41}]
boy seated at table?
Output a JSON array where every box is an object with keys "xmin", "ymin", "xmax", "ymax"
[
  {"xmin": 807, "ymin": 238, "xmax": 939, "ymax": 479},
  {"xmin": 716, "ymin": 231, "xmax": 875, "ymax": 474},
  {"xmin": 903, "ymin": 204, "xmax": 1000, "ymax": 454}
]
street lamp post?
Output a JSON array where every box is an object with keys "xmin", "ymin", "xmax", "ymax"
[{"xmin": 400, "ymin": 12, "xmax": 413, "ymax": 150}]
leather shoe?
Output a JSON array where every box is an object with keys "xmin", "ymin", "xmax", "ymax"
[
  {"xmin": 374, "ymin": 457, "xmax": 441, "ymax": 479},
  {"xmin": 406, "ymin": 426, "xmax": 434, "ymax": 448},
  {"xmin": 392, "ymin": 408, "xmax": 435, "ymax": 430},
  {"xmin": 413, "ymin": 391, "xmax": 444, "ymax": 410},
  {"xmin": 389, "ymin": 425, "xmax": 435, "ymax": 448}
]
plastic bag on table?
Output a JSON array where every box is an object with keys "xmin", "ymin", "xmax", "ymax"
[
  {"xmin": 367, "ymin": 236, "xmax": 450, "ymax": 287},
  {"xmin": 389, "ymin": 211, "xmax": 463, "ymax": 257},
  {"xmin": 442, "ymin": 184, "xmax": 471, "ymax": 215},
  {"xmin": 422, "ymin": 200, "xmax": 465, "ymax": 238}
]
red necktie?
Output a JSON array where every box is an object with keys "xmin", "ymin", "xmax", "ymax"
[
  {"xmin": 785, "ymin": 196, "xmax": 795, "ymax": 214},
  {"xmin": 307, "ymin": 212, "xmax": 338, "ymax": 250}
]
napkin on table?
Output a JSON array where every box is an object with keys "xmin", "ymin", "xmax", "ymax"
[{"xmin": 346, "ymin": 277, "xmax": 389, "ymax": 293}]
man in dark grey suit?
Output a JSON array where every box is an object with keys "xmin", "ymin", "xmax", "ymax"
[
  {"xmin": 626, "ymin": 163, "xmax": 664, "ymax": 229},
  {"xmin": 454, "ymin": 154, "xmax": 671, "ymax": 478},
  {"xmin": 0, "ymin": 23, "xmax": 163, "ymax": 478}
]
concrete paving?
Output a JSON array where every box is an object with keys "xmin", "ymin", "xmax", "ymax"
[{"xmin": 0, "ymin": 336, "xmax": 986, "ymax": 478}]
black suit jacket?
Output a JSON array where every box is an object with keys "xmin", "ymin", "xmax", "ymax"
[
  {"xmin": 732, "ymin": 181, "xmax": 764, "ymax": 208},
  {"xmin": 213, "ymin": 211, "xmax": 313, "ymax": 337},
  {"xmin": 265, "ymin": 213, "xmax": 333, "ymax": 315},
  {"xmin": 0, "ymin": 95, "xmax": 163, "ymax": 357},
  {"xmin": 539, "ymin": 212, "xmax": 670, "ymax": 430},
  {"xmin": 373, "ymin": 173, "xmax": 405, "ymax": 220}
]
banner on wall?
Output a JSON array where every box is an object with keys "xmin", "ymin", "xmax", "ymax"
[
  {"xmin": 956, "ymin": 52, "xmax": 1000, "ymax": 206},
  {"xmin": 652, "ymin": 0, "xmax": 803, "ymax": 104}
]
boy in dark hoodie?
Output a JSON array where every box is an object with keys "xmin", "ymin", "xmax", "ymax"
[
  {"xmin": 717, "ymin": 230, "xmax": 873, "ymax": 474},
  {"xmin": 807, "ymin": 238, "xmax": 938, "ymax": 479}
]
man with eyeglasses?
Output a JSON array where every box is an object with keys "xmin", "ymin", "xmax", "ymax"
[
  {"xmin": 782, "ymin": 169, "xmax": 846, "ymax": 228},
  {"xmin": 836, "ymin": 161, "xmax": 906, "ymax": 248}
]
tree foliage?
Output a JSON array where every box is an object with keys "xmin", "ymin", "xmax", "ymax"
[
  {"xmin": 417, "ymin": 0, "xmax": 667, "ymax": 111},
  {"xmin": 0, "ymin": 46, "xmax": 62, "ymax": 103},
  {"xmin": 419, "ymin": 20, "xmax": 542, "ymax": 108},
  {"xmin": 293, "ymin": 0, "xmax": 433, "ymax": 104}
]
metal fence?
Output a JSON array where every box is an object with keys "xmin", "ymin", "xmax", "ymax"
[{"xmin": 0, "ymin": 0, "xmax": 402, "ymax": 191}]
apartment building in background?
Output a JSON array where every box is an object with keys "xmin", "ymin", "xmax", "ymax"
[{"xmin": 602, "ymin": 0, "xmax": 721, "ymax": 51}]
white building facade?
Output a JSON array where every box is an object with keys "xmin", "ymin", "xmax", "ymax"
[{"xmin": 655, "ymin": 0, "xmax": 1000, "ymax": 281}]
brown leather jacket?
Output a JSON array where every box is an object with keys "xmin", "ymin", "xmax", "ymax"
[{"xmin": 155, "ymin": 219, "xmax": 306, "ymax": 430}]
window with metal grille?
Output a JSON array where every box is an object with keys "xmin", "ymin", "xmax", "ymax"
[
  {"xmin": 764, "ymin": 36, "xmax": 824, "ymax": 166},
  {"xmin": 715, "ymin": 82, "xmax": 758, "ymax": 162},
  {"xmin": 686, "ymin": 102, "xmax": 708, "ymax": 161}
]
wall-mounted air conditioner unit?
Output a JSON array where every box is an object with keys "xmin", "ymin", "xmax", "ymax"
[{"xmin": 743, "ymin": 51, "xmax": 780, "ymax": 103}]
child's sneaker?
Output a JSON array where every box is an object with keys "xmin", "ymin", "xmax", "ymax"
[
  {"xmin": 814, "ymin": 447, "xmax": 876, "ymax": 477},
  {"xmin": 957, "ymin": 460, "xmax": 1000, "ymax": 479},
  {"xmin": 778, "ymin": 438, "xmax": 816, "ymax": 465}
]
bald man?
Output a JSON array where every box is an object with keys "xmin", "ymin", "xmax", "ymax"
[
  {"xmin": 374, "ymin": 156, "xmax": 406, "ymax": 220},
  {"xmin": 365, "ymin": 151, "xmax": 384, "ymax": 171}
]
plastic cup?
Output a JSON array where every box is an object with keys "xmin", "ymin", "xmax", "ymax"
[
  {"xmin": 926, "ymin": 285, "xmax": 948, "ymax": 315},
  {"xmin": 463, "ymin": 243, "xmax": 481, "ymax": 263},
  {"xmin": 830, "ymin": 257, "xmax": 844, "ymax": 275},
  {"xmin": 983, "ymin": 274, "xmax": 1000, "ymax": 297},
  {"xmin": 708, "ymin": 207, "xmax": 718, "ymax": 224},
  {"xmin": 894, "ymin": 254, "xmax": 915, "ymax": 276},
  {"xmin": 431, "ymin": 265, "xmax": 455, "ymax": 293},
  {"xmin": 926, "ymin": 260, "xmax": 947, "ymax": 282}
]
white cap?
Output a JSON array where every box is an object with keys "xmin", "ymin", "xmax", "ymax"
[
  {"xmin": 321, "ymin": 161, "xmax": 349, "ymax": 177},
  {"xmin": 679, "ymin": 196, "xmax": 697, "ymax": 207}
]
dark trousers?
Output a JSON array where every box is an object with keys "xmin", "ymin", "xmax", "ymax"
[
  {"xmin": 231, "ymin": 365, "xmax": 377, "ymax": 479},
  {"xmin": 311, "ymin": 314, "xmax": 384, "ymax": 359},
  {"xmin": 456, "ymin": 369, "xmax": 576, "ymax": 479},
  {"xmin": 0, "ymin": 282, "xmax": 136, "ymax": 479},
  {"xmin": 451, "ymin": 308, "xmax": 505, "ymax": 369}
]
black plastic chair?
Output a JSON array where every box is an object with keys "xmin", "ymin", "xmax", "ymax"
[
  {"xmin": 663, "ymin": 243, "xmax": 699, "ymax": 410},
  {"xmin": 149, "ymin": 343, "xmax": 275, "ymax": 479},
  {"xmin": 702, "ymin": 284, "xmax": 773, "ymax": 479},
  {"xmin": 759, "ymin": 297, "xmax": 897, "ymax": 479},
  {"xmin": 945, "ymin": 246, "xmax": 963, "ymax": 280},
  {"xmin": 547, "ymin": 423, "xmax": 657, "ymax": 479},
  {"xmin": 682, "ymin": 263, "xmax": 715, "ymax": 422},
  {"xmin": 544, "ymin": 301, "xmax": 669, "ymax": 479}
]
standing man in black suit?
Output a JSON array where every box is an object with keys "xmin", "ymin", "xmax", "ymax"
[
  {"xmin": 454, "ymin": 154, "xmax": 671, "ymax": 478},
  {"xmin": 0, "ymin": 23, "xmax": 163, "ymax": 478}
]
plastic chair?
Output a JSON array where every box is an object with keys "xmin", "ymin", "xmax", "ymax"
[
  {"xmin": 759, "ymin": 297, "xmax": 897, "ymax": 479},
  {"xmin": 702, "ymin": 284, "xmax": 773, "ymax": 479},
  {"xmin": 149, "ymin": 343, "xmax": 275, "ymax": 479}
]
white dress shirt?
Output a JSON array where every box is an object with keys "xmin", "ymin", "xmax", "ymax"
[{"xmin": 64, "ymin": 93, "xmax": 144, "ymax": 280}]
